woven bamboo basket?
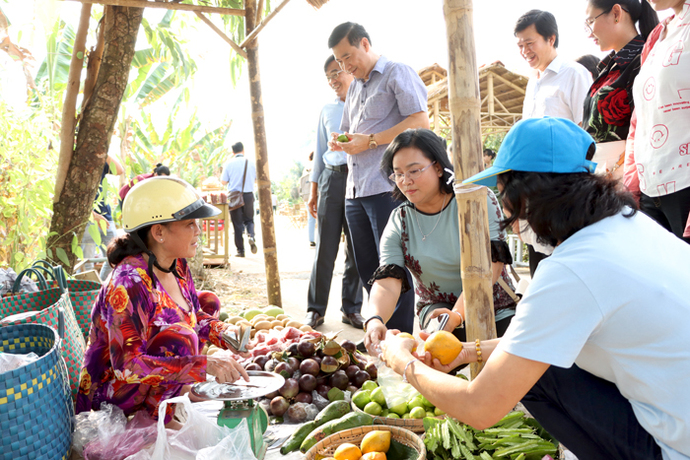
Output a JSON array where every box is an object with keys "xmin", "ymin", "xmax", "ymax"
[
  {"xmin": 351, "ymin": 400, "xmax": 442, "ymax": 433},
  {"xmin": 305, "ymin": 424, "xmax": 426, "ymax": 460}
]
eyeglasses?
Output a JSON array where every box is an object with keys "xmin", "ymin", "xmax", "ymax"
[
  {"xmin": 326, "ymin": 70, "xmax": 344, "ymax": 82},
  {"xmin": 584, "ymin": 10, "xmax": 609, "ymax": 33},
  {"xmin": 389, "ymin": 162, "xmax": 437, "ymax": 183}
]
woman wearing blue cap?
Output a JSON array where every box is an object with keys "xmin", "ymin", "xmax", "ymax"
[{"xmin": 380, "ymin": 117, "xmax": 690, "ymax": 459}]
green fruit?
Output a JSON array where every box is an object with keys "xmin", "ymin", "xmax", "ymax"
[
  {"xmin": 327, "ymin": 387, "xmax": 345, "ymax": 401},
  {"xmin": 352, "ymin": 390, "xmax": 371, "ymax": 410},
  {"xmin": 242, "ymin": 308, "xmax": 262, "ymax": 321},
  {"xmin": 426, "ymin": 411, "xmax": 436, "ymax": 418},
  {"xmin": 363, "ymin": 401, "xmax": 382, "ymax": 416},
  {"xmin": 280, "ymin": 421, "xmax": 317, "ymax": 454},
  {"xmin": 420, "ymin": 395, "xmax": 434, "ymax": 408},
  {"xmin": 381, "ymin": 409, "xmax": 389, "ymax": 416},
  {"xmin": 337, "ymin": 134, "xmax": 350, "ymax": 142},
  {"xmin": 387, "ymin": 413, "xmax": 400, "ymax": 419},
  {"xmin": 219, "ymin": 311, "xmax": 229, "ymax": 322},
  {"xmin": 263, "ymin": 306, "xmax": 284, "ymax": 317},
  {"xmin": 389, "ymin": 402, "xmax": 408, "ymax": 416},
  {"xmin": 408, "ymin": 396, "xmax": 425, "ymax": 410},
  {"xmin": 370, "ymin": 387, "xmax": 386, "ymax": 407},
  {"xmin": 410, "ymin": 406, "xmax": 426, "ymax": 419},
  {"xmin": 361, "ymin": 380, "xmax": 378, "ymax": 392},
  {"xmin": 402, "ymin": 413, "xmax": 412, "ymax": 419},
  {"xmin": 314, "ymin": 400, "xmax": 351, "ymax": 426},
  {"xmin": 456, "ymin": 372, "xmax": 469, "ymax": 380},
  {"xmin": 434, "ymin": 407, "xmax": 446, "ymax": 416}
]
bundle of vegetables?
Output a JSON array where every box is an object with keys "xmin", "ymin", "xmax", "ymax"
[{"xmin": 423, "ymin": 411, "xmax": 558, "ymax": 460}]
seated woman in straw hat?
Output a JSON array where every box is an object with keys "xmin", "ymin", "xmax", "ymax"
[{"xmin": 76, "ymin": 177, "xmax": 248, "ymax": 423}]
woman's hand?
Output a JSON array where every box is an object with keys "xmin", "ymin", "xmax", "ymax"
[
  {"xmin": 414, "ymin": 331, "xmax": 475, "ymax": 373},
  {"xmin": 426, "ymin": 307, "xmax": 463, "ymax": 332},
  {"xmin": 380, "ymin": 330, "xmax": 417, "ymax": 374},
  {"xmin": 207, "ymin": 355, "xmax": 250, "ymax": 383},
  {"xmin": 364, "ymin": 319, "xmax": 388, "ymax": 356}
]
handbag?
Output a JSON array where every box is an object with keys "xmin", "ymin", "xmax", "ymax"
[
  {"xmin": 32, "ymin": 259, "xmax": 101, "ymax": 340},
  {"xmin": 227, "ymin": 159, "xmax": 248, "ymax": 212},
  {"xmin": 0, "ymin": 321, "xmax": 74, "ymax": 460},
  {"xmin": 0, "ymin": 267, "xmax": 86, "ymax": 400}
]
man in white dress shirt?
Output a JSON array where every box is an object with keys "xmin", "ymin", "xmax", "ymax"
[
  {"xmin": 516, "ymin": 10, "xmax": 592, "ymax": 124},
  {"xmin": 514, "ymin": 9, "xmax": 592, "ymax": 276}
]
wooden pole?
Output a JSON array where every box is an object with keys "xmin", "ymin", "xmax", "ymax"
[
  {"xmin": 54, "ymin": 3, "xmax": 91, "ymax": 203},
  {"xmin": 195, "ymin": 12, "xmax": 247, "ymax": 59},
  {"xmin": 239, "ymin": 0, "xmax": 293, "ymax": 48},
  {"xmin": 245, "ymin": 0, "xmax": 282, "ymax": 306},
  {"xmin": 444, "ymin": 0, "xmax": 496, "ymax": 378},
  {"xmin": 62, "ymin": 0, "xmax": 245, "ymax": 16}
]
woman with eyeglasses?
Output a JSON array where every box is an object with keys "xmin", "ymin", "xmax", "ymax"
[
  {"xmin": 582, "ymin": 0, "xmax": 658, "ymax": 177},
  {"xmin": 625, "ymin": 0, "xmax": 690, "ymax": 245},
  {"xmin": 362, "ymin": 129, "xmax": 517, "ymax": 356}
]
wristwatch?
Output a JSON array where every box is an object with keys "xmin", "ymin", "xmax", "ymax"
[
  {"xmin": 363, "ymin": 315, "xmax": 384, "ymax": 332},
  {"xmin": 368, "ymin": 134, "xmax": 378, "ymax": 150}
]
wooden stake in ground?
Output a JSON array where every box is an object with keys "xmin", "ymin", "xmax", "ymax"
[
  {"xmin": 444, "ymin": 0, "xmax": 496, "ymax": 378},
  {"xmin": 245, "ymin": 0, "xmax": 282, "ymax": 306},
  {"xmin": 54, "ymin": 3, "xmax": 91, "ymax": 203}
]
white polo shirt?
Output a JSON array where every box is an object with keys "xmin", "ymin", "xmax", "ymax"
[{"xmin": 522, "ymin": 55, "xmax": 592, "ymax": 125}]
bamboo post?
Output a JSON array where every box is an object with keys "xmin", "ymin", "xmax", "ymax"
[
  {"xmin": 195, "ymin": 12, "xmax": 247, "ymax": 59},
  {"xmin": 239, "ymin": 0, "xmax": 293, "ymax": 48},
  {"xmin": 245, "ymin": 0, "xmax": 282, "ymax": 306},
  {"xmin": 444, "ymin": 0, "xmax": 496, "ymax": 378},
  {"xmin": 54, "ymin": 3, "xmax": 91, "ymax": 202}
]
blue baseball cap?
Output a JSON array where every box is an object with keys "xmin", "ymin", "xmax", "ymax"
[{"xmin": 463, "ymin": 117, "xmax": 597, "ymax": 186}]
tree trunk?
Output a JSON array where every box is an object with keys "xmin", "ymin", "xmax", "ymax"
[
  {"xmin": 444, "ymin": 0, "xmax": 496, "ymax": 378},
  {"xmin": 48, "ymin": 6, "xmax": 144, "ymax": 270},
  {"xmin": 245, "ymin": 0, "xmax": 282, "ymax": 306}
]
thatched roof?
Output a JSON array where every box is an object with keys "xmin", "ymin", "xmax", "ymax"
[{"xmin": 422, "ymin": 61, "xmax": 529, "ymax": 137}]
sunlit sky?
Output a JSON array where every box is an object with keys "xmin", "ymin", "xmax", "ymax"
[{"xmin": 1, "ymin": 0, "xmax": 669, "ymax": 179}]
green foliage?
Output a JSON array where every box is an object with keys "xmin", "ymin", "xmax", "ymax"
[
  {"xmin": 272, "ymin": 160, "xmax": 304, "ymax": 206},
  {"xmin": 483, "ymin": 131, "xmax": 506, "ymax": 154},
  {"xmin": 0, "ymin": 102, "xmax": 59, "ymax": 270}
]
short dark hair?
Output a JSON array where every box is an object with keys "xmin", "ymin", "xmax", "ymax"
[
  {"xmin": 588, "ymin": 0, "xmax": 659, "ymax": 39},
  {"xmin": 232, "ymin": 142, "xmax": 244, "ymax": 154},
  {"xmin": 328, "ymin": 22, "xmax": 371, "ymax": 49},
  {"xmin": 514, "ymin": 10, "xmax": 559, "ymax": 48},
  {"xmin": 381, "ymin": 129, "xmax": 453, "ymax": 201},
  {"xmin": 324, "ymin": 55, "xmax": 336, "ymax": 73},
  {"xmin": 153, "ymin": 163, "xmax": 170, "ymax": 176},
  {"xmin": 575, "ymin": 54, "xmax": 601, "ymax": 80},
  {"xmin": 483, "ymin": 149, "xmax": 496, "ymax": 160},
  {"xmin": 497, "ymin": 171, "xmax": 637, "ymax": 247}
]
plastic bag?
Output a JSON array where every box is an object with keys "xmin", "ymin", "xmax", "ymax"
[
  {"xmin": 375, "ymin": 358, "xmax": 419, "ymax": 409},
  {"xmin": 148, "ymin": 394, "xmax": 257, "ymax": 460},
  {"xmin": 84, "ymin": 410, "xmax": 157, "ymax": 460},
  {"xmin": 0, "ymin": 352, "xmax": 39, "ymax": 373},
  {"xmin": 73, "ymin": 403, "xmax": 128, "ymax": 456},
  {"xmin": 0, "ymin": 267, "xmax": 38, "ymax": 296},
  {"xmin": 310, "ymin": 390, "xmax": 329, "ymax": 411},
  {"xmin": 196, "ymin": 420, "xmax": 256, "ymax": 460}
]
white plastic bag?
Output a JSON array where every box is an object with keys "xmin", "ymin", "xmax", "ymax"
[
  {"xmin": 73, "ymin": 403, "xmax": 128, "ymax": 456},
  {"xmin": 147, "ymin": 394, "xmax": 257, "ymax": 460},
  {"xmin": 375, "ymin": 359, "xmax": 419, "ymax": 409}
]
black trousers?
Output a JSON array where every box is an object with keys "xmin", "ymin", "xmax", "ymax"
[
  {"xmin": 345, "ymin": 192, "xmax": 414, "ymax": 334},
  {"xmin": 229, "ymin": 192, "xmax": 255, "ymax": 254},
  {"xmin": 308, "ymin": 168, "xmax": 363, "ymax": 316},
  {"xmin": 522, "ymin": 365, "xmax": 662, "ymax": 460},
  {"xmin": 639, "ymin": 187, "xmax": 690, "ymax": 244}
]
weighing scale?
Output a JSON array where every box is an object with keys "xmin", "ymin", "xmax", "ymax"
[{"xmin": 191, "ymin": 371, "xmax": 285, "ymax": 459}]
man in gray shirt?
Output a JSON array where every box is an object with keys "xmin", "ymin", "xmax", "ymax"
[{"xmin": 328, "ymin": 22, "xmax": 428, "ymax": 334}]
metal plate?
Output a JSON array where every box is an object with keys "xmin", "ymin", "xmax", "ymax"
[{"xmin": 191, "ymin": 371, "xmax": 285, "ymax": 401}]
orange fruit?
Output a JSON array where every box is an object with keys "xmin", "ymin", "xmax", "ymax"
[
  {"xmin": 360, "ymin": 430, "xmax": 391, "ymax": 454},
  {"xmin": 333, "ymin": 442, "xmax": 362, "ymax": 460},
  {"xmin": 423, "ymin": 330, "xmax": 463, "ymax": 365},
  {"xmin": 359, "ymin": 453, "xmax": 387, "ymax": 460}
]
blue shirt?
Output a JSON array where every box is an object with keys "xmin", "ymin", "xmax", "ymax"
[
  {"xmin": 221, "ymin": 154, "xmax": 256, "ymax": 193},
  {"xmin": 311, "ymin": 98, "xmax": 349, "ymax": 183},
  {"xmin": 341, "ymin": 55, "xmax": 428, "ymax": 199}
]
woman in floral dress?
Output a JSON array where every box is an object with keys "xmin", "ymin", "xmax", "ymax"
[
  {"xmin": 362, "ymin": 129, "xmax": 516, "ymax": 356},
  {"xmin": 76, "ymin": 177, "xmax": 248, "ymax": 423}
]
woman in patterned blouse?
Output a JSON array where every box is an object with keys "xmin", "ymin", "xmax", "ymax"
[{"xmin": 76, "ymin": 177, "xmax": 248, "ymax": 423}]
